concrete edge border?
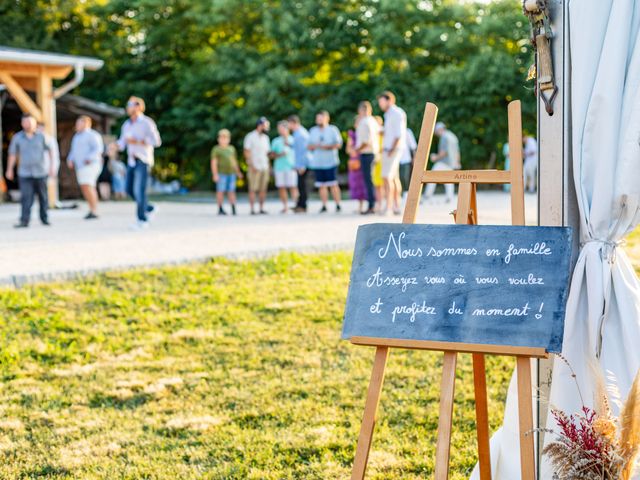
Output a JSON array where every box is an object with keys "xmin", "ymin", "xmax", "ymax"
[{"xmin": 0, "ymin": 242, "xmax": 354, "ymax": 289}]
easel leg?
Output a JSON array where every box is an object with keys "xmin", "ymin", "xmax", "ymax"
[
  {"xmin": 516, "ymin": 356, "xmax": 536, "ymax": 480},
  {"xmin": 435, "ymin": 351, "xmax": 457, "ymax": 480},
  {"xmin": 351, "ymin": 346, "xmax": 389, "ymax": 480},
  {"xmin": 472, "ymin": 353, "xmax": 492, "ymax": 480}
]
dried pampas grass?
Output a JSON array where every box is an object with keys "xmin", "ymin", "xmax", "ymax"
[{"xmin": 543, "ymin": 357, "xmax": 640, "ymax": 480}]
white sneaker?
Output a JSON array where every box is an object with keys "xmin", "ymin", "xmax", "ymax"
[
  {"xmin": 130, "ymin": 220, "xmax": 149, "ymax": 231},
  {"xmin": 146, "ymin": 205, "xmax": 158, "ymax": 222}
]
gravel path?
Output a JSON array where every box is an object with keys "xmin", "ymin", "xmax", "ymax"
[{"xmin": 0, "ymin": 191, "xmax": 538, "ymax": 286}]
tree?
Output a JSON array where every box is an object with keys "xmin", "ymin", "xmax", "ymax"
[{"xmin": 0, "ymin": 0, "xmax": 535, "ymax": 188}]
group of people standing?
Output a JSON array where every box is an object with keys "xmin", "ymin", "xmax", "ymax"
[
  {"xmin": 210, "ymin": 89, "xmax": 461, "ymax": 217},
  {"xmin": 7, "ymin": 95, "xmax": 161, "ymax": 229},
  {"xmin": 211, "ymin": 111, "xmax": 345, "ymax": 216},
  {"xmin": 346, "ymin": 91, "xmax": 410, "ymax": 215},
  {"xmin": 7, "ymin": 89, "xmax": 466, "ymax": 228}
]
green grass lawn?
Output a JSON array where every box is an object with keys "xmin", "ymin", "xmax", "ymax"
[{"xmin": 0, "ymin": 253, "xmax": 517, "ymax": 479}]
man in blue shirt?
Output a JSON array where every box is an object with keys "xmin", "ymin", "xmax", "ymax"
[
  {"xmin": 287, "ymin": 115, "xmax": 311, "ymax": 213},
  {"xmin": 307, "ymin": 110, "xmax": 343, "ymax": 213}
]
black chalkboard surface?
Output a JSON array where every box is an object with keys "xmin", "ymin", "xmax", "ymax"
[{"xmin": 342, "ymin": 224, "xmax": 572, "ymax": 353}]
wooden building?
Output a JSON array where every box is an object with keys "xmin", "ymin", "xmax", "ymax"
[{"xmin": 0, "ymin": 46, "xmax": 124, "ymax": 201}]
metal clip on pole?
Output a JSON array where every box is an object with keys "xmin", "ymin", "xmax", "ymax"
[{"xmin": 523, "ymin": 0, "xmax": 557, "ymax": 115}]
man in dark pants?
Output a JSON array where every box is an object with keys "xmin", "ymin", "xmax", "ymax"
[
  {"xmin": 6, "ymin": 114, "xmax": 53, "ymax": 228},
  {"xmin": 288, "ymin": 115, "xmax": 311, "ymax": 213},
  {"xmin": 355, "ymin": 101, "xmax": 380, "ymax": 215}
]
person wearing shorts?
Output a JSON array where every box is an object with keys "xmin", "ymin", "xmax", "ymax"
[
  {"xmin": 270, "ymin": 121, "xmax": 298, "ymax": 213},
  {"xmin": 377, "ymin": 91, "xmax": 406, "ymax": 215},
  {"xmin": 211, "ymin": 129, "xmax": 243, "ymax": 215},
  {"xmin": 67, "ymin": 115, "xmax": 104, "ymax": 219},
  {"xmin": 308, "ymin": 110, "xmax": 343, "ymax": 213},
  {"xmin": 243, "ymin": 117, "xmax": 271, "ymax": 214}
]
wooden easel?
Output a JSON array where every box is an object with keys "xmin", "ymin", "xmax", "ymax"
[{"xmin": 350, "ymin": 100, "xmax": 548, "ymax": 480}]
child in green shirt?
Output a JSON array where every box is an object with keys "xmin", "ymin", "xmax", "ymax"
[{"xmin": 211, "ymin": 129, "xmax": 243, "ymax": 215}]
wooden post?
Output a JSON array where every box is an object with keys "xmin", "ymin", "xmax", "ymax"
[
  {"xmin": 434, "ymin": 351, "xmax": 458, "ymax": 480},
  {"xmin": 508, "ymin": 101, "xmax": 525, "ymax": 227},
  {"xmin": 36, "ymin": 68, "xmax": 54, "ymax": 136},
  {"xmin": 36, "ymin": 69, "xmax": 58, "ymax": 207},
  {"xmin": 351, "ymin": 346, "xmax": 389, "ymax": 480},
  {"xmin": 403, "ymin": 103, "xmax": 438, "ymax": 224},
  {"xmin": 472, "ymin": 353, "xmax": 492, "ymax": 480},
  {"xmin": 509, "ymin": 100, "xmax": 536, "ymax": 479},
  {"xmin": 517, "ymin": 357, "xmax": 536, "ymax": 480},
  {"xmin": 0, "ymin": 71, "xmax": 43, "ymax": 121}
]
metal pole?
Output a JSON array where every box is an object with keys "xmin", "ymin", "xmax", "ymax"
[{"xmin": 536, "ymin": 0, "xmax": 579, "ymax": 474}]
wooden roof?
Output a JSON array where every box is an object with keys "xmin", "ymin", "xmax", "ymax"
[{"xmin": 0, "ymin": 46, "xmax": 103, "ymax": 79}]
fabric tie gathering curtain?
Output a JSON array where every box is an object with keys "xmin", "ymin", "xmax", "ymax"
[{"xmin": 472, "ymin": 1, "xmax": 640, "ymax": 478}]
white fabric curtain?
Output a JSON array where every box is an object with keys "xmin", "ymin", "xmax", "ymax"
[{"xmin": 473, "ymin": 1, "xmax": 640, "ymax": 478}]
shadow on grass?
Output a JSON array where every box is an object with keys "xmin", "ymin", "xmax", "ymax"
[
  {"xmin": 89, "ymin": 391, "xmax": 153, "ymax": 410},
  {"xmin": 23, "ymin": 464, "xmax": 72, "ymax": 477}
]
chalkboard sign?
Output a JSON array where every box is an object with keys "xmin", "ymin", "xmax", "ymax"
[{"xmin": 342, "ymin": 224, "xmax": 572, "ymax": 353}]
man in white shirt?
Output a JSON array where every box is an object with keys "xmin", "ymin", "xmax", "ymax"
[
  {"xmin": 117, "ymin": 96, "xmax": 162, "ymax": 228},
  {"xmin": 67, "ymin": 115, "xmax": 104, "ymax": 219},
  {"xmin": 377, "ymin": 91, "xmax": 406, "ymax": 215},
  {"xmin": 355, "ymin": 101, "xmax": 380, "ymax": 215},
  {"xmin": 243, "ymin": 117, "xmax": 271, "ymax": 215}
]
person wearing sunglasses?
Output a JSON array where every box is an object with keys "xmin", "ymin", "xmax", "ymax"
[{"xmin": 117, "ymin": 96, "xmax": 162, "ymax": 229}]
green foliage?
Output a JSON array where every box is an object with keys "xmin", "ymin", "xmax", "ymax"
[
  {"xmin": 0, "ymin": 252, "xmax": 514, "ymax": 478},
  {"xmin": 0, "ymin": 0, "xmax": 535, "ymax": 187}
]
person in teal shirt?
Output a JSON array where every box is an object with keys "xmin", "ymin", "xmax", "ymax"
[{"xmin": 270, "ymin": 121, "xmax": 299, "ymax": 213}]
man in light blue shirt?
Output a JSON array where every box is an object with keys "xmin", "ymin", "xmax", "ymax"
[
  {"xmin": 288, "ymin": 115, "xmax": 311, "ymax": 213},
  {"xmin": 308, "ymin": 110, "xmax": 343, "ymax": 213},
  {"xmin": 67, "ymin": 115, "xmax": 104, "ymax": 220}
]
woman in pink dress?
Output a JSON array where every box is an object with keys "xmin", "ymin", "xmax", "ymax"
[{"xmin": 346, "ymin": 118, "xmax": 367, "ymax": 213}]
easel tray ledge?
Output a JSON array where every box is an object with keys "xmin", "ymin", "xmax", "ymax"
[{"xmin": 349, "ymin": 336, "xmax": 550, "ymax": 359}]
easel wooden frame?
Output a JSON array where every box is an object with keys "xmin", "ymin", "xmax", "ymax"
[{"xmin": 350, "ymin": 100, "xmax": 548, "ymax": 480}]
